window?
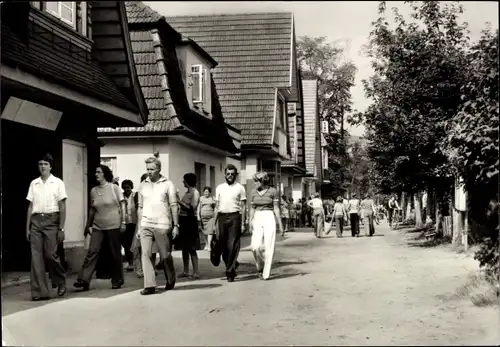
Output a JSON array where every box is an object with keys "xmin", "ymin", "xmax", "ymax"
[
  {"xmin": 321, "ymin": 120, "xmax": 329, "ymax": 134},
  {"xmin": 191, "ymin": 64, "xmax": 205, "ymax": 103},
  {"xmin": 45, "ymin": 2, "xmax": 76, "ymax": 28},
  {"xmin": 100, "ymin": 157, "xmax": 117, "ymax": 177}
]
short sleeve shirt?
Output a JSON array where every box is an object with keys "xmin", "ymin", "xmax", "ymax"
[
  {"xmin": 26, "ymin": 174, "xmax": 67, "ymax": 214},
  {"xmin": 215, "ymin": 182, "xmax": 246, "ymax": 213},
  {"xmin": 139, "ymin": 176, "xmax": 177, "ymax": 230},
  {"xmin": 91, "ymin": 183, "xmax": 124, "ymax": 230},
  {"xmin": 251, "ymin": 187, "xmax": 278, "ymax": 211}
]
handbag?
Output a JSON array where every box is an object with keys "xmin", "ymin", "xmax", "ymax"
[{"xmin": 210, "ymin": 233, "xmax": 222, "ymax": 267}]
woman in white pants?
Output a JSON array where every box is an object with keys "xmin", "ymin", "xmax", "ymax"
[{"xmin": 249, "ymin": 172, "xmax": 284, "ymax": 280}]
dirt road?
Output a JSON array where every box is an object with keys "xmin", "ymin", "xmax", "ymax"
[{"xmin": 2, "ymin": 224, "xmax": 498, "ymax": 346}]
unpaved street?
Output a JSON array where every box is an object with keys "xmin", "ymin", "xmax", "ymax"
[{"xmin": 2, "ymin": 225, "xmax": 499, "ymax": 346}]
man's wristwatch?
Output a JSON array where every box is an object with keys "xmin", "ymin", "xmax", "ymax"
[{"xmin": 173, "ymin": 224, "xmax": 180, "ymax": 228}]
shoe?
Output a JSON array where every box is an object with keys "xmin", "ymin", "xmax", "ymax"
[
  {"xmin": 57, "ymin": 284, "xmax": 67, "ymax": 297},
  {"xmin": 191, "ymin": 273, "xmax": 200, "ymax": 280},
  {"xmin": 227, "ymin": 276, "xmax": 235, "ymax": 282},
  {"xmin": 258, "ymin": 270, "xmax": 263, "ymax": 280},
  {"xmin": 112, "ymin": 282, "xmax": 124, "ymax": 289},
  {"xmin": 178, "ymin": 272, "xmax": 189, "ymax": 278},
  {"xmin": 126, "ymin": 265, "xmax": 134, "ymax": 272},
  {"xmin": 165, "ymin": 279, "xmax": 176, "ymax": 291},
  {"xmin": 140, "ymin": 287, "xmax": 156, "ymax": 295},
  {"xmin": 73, "ymin": 279, "xmax": 89, "ymax": 291},
  {"xmin": 52, "ymin": 283, "xmax": 57, "ymax": 289},
  {"xmin": 32, "ymin": 296, "xmax": 50, "ymax": 301}
]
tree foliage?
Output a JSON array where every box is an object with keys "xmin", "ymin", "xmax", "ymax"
[{"xmin": 359, "ymin": 1, "xmax": 470, "ymax": 195}]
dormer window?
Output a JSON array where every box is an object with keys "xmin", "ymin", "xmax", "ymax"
[
  {"xmin": 45, "ymin": 1, "xmax": 76, "ymax": 28},
  {"xmin": 191, "ymin": 64, "xmax": 205, "ymax": 103}
]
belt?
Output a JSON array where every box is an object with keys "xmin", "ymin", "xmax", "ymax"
[
  {"xmin": 218, "ymin": 212, "xmax": 240, "ymax": 215},
  {"xmin": 32, "ymin": 212, "xmax": 59, "ymax": 217}
]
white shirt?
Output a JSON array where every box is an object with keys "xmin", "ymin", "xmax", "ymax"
[
  {"xmin": 215, "ymin": 182, "xmax": 246, "ymax": 213},
  {"xmin": 308, "ymin": 198, "xmax": 323, "ymax": 209},
  {"xmin": 348, "ymin": 199, "xmax": 360, "ymax": 214},
  {"xmin": 139, "ymin": 176, "xmax": 177, "ymax": 230},
  {"xmin": 26, "ymin": 174, "xmax": 67, "ymax": 214}
]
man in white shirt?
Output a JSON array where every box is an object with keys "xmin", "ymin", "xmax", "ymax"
[
  {"xmin": 136, "ymin": 157, "xmax": 178, "ymax": 295},
  {"xmin": 213, "ymin": 164, "xmax": 247, "ymax": 282},
  {"xmin": 26, "ymin": 153, "xmax": 67, "ymax": 301}
]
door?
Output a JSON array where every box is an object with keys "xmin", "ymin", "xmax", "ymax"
[{"xmin": 62, "ymin": 140, "xmax": 87, "ymax": 247}]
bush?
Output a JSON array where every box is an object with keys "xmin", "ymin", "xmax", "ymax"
[{"xmin": 473, "ymin": 200, "xmax": 499, "ymax": 284}]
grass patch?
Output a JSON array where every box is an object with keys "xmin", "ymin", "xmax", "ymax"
[{"xmin": 454, "ymin": 271, "xmax": 499, "ymax": 307}]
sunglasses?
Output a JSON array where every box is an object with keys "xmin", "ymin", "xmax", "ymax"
[{"xmin": 226, "ymin": 172, "xmax": 236, "ymax": 176}]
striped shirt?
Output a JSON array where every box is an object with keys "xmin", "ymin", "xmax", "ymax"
[{"xmin": 26, "ymin": 174, "xmax": 67, "ymax": 214}]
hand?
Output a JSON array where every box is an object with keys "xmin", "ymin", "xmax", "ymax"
[
  {"xmin": 120, "ymin": 222, "xmax": 126, "ymax": 232},
  {"xmin": 26, "ymin": 228, "xmax": 31, "ymax": 242},
  {"xmin": 172, "ymin": 225, "xmax": 179, "ymax": 239},
  {"xmin": 57, "ymin": 229, "xmax": 65, "ymax": 243},
  {"xmin": 84, "ymin": 227, "xmax": 91, "ymax": 237},
  {"xmin": 135, "ymin": 230, "xmax": 141, "ymax": 240}
]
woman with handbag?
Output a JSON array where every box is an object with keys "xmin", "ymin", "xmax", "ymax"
[
  {"xmin": 249, "ymin": 172, "xmax": 284, "ymax": 280},
  {"xmin": 177, "ymin": 173, "xmax": 201, "ymax": 279},
  {"xmin": 74, "ymin": 164, "xmax": 126, "ymax": 291}
]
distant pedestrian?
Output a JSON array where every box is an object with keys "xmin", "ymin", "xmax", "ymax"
[
  {"xmin": 213, "ymin": 164, "xmax": 247, "ymax": 282},
  {"xmin": 308, "ymin": 193, "xmax": 325, "ymax": 238},
  {"xmin": 26, "ymin": 153, "xmax": 67, "ymax": 301},
  {"xmin": 137, "ymin": 157, "xmax": 178, "ymax": 295},
  {"xmin": 388, "ymin": 196, "xmax": 401, "ymax": 228},
  {"xmin": 281, "ymin": 195, "xmax": 290, "ymax": 236},
  {"xmin": 74, "ymin": 164, "xmax": 126, "ymax": 291},
  {"xmin": 343, "ymin": 196, "xmax": 350, "ymax": 226},
  {"xmin": 177, "ymin": 173, "xmax": 201, "ymax": 279},
  {"xmin": 332, "ymin": 196, "xmax": 347, "ymax": 238},
  {"xmin": 361, "ymin": 194, "xmax": 376, "ymax": 237},
  {"xmin": 198, "ymin": 186, "xmax": 216, "ymax": 251},
  {"xmin": 249, "ymin": 172, "xmax": 283, "ymax": 280},
  {"xmin": 288, "ymin": 197, "xmax": 297, "ymax": 231},
  {"xmin": 348, "ymin": 194, "xmax": 361, "ymax": 237},
  {"xmin": 121, "ymin": 179, "xmax": 137, "ymax": 272}
]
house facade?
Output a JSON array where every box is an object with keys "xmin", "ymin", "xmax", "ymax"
[
  {"xmin": 1, "ymin": 1, "xmax": 148, "ymax": 272},
  {"xmin": 301, "ymin": 79, "xmax": 324, "ymax": 197},
  {"xmin": 166, "ymin": 12, "xmax": 303, "ymax": 201},
  {"xmin": 98, "ymin": 2, "xmax": 238, "ymax": 193}
]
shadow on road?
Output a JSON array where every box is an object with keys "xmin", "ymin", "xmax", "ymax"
[
  {"xmin": 174, "ymin": 283, "xmax": 223, "ymax": 291},
  {"xmin": 407, "ymin": 236, "xmax": 452, "ymax": 248}
]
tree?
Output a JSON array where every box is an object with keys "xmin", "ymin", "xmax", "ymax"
[
  {"xmin": 441, "ymin": 28, "xmax": 499, "ymax": 281},
  {"xmin": 297, "ymin": 36, "xmax": 357, "ymax": 190},
  {"xmin": 356, "ymin": 1, "xmax": 470, "ymax": 227}
]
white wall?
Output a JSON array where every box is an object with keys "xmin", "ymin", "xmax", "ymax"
[{"xmin": 292, "ymin": 177, "xmax": 302, "ymax": 202}]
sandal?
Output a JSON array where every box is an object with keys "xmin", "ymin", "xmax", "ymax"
[{"xmin": 178, "ymin": 273, "xmax": 189, "ymax": 278}]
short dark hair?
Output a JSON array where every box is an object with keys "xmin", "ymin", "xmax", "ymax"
[
  {"xmin": 203, "ymin": 186, "xmax": 212, "ymax": 194},
  {"xmin": 183, "ymin": 173, "xmax": 197, "ymax": 187},
  {"xmin": 98, "ymin": 164, "xmax": 114, "ymax": 183},
  {"xmin": 140, "ymin": 173, "xmax": 148, "ymax": 182},
  {"xmin": 225, "ymin": 164, "xmax": 238, "ymax": 174},
  {"xmin": 38, "ymin": 153, "xmax": 54, "ymax": 167},
  {"xmin": 122, "ymin": 179, "xmax": 134, "ymax": 189}
]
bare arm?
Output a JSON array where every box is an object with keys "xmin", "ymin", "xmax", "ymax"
[
  {"xmin": 197, "ymin": 198, "xmax": 202, "ymax": 220},
  {"xmin": 273, "ymin": 200, "xmax": 284, "ymax": 232},
  {"xmin": 240, "ymin": 199, "xmax": 247, "ymax": 227},
  {"xmin": 26, "ymin": 202, "xmax": 33, "ymax": 240},
  {"xmin": 85, "ymin": 207, "xmax": 96, "ymax": 230},
  {"xmin": 58, "ymin": 199, "xmax": 67, "ymax": 230},
  {"xmin": 136, "ymin": 191, "xmax": 143, "ymax": 235},
  {"xmin": 167, "ymin": 182, "xmax": 179, "ymax": 227}
]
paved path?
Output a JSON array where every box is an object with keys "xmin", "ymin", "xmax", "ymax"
[{"xmin": 2, "ymin": 225, "xmax": 499, "ymax": 346}]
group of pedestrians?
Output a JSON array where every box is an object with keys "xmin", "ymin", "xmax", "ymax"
[
  {"xmin": 327, "ymin": 193, "xmax": 377, "ymax": 238},
  {"xmin": 25, "ymin": 152, "xmax": 288, "ymax": 301}
]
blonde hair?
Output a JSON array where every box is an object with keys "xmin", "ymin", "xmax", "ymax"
[
  {"xmin": 145, "ymin": 156, "xmax": 162, "ymax": 171},
  {"xmin": 252, "ymin": 171, "xmax": 270, "ymax": 184}
]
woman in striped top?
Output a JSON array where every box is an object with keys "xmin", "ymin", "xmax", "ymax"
[{"xmin": 249, "ymin": 172, "xmax": 284, "ymax": 280}]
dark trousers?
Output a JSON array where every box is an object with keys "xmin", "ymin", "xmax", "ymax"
[
  {"xmin": 121, "ymin": 223, "xmax": 136, "ymax": 265},
  {"xmin": 388, "ymin": 209, "xmax": 394, "ymax": 226},
  {"xmin": 78, "ymin": 229, "xmax": 124, "ymax": 286},
  {"xmin": 306, "ymin": 211, "xmax": 312, "ymax": 227},
  {"xmin": 350, "ymin": 213, "xmax": 360, "ymax": 236},
  {"xmin": 218, "ymin": 212, "xmax": 241, "ymax": 277},
  {"xmin": 30, "ymin": 213, "xmax": 66, "ymax": 298}
]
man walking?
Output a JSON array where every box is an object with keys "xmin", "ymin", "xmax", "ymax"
[
  {"xmin": 136, "ymin": 157, "xmax": 178, "ymax": 295},
  {"xmin": 213, "ymin": 164, "xmax": 247, "ymax": 282},
  {"xmin": 348, "ymin": 193, "xmax": 361, "ymax": 237},
  {"xmin": 26, "ymin": 153, "xmax": 67, "ymax": 301}
]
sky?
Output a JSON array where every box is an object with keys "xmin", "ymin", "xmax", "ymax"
[{"xmin": 144, "ymin": 1, "xmax": 499, "ymax": 136}]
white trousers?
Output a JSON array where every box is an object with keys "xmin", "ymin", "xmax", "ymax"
[{"xmin": 251, "ymin": 210, "xmax": 276, "ymax": 280}]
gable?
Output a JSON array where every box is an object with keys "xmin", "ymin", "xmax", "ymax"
[{"xmin": 166, "ymin": 13, "xmax": 294, "ymax": 147}]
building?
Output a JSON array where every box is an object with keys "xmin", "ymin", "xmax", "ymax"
[
  {"xmin": 166, "ymin": 12, "xmax": 303, "ymax": 200},
  {"xmin": 301, "ymin": 79, "xmax": 324, "ymax": 197},
  {"xmin": 1, "ymin": 1, "xmax": 148, "ymax": 272},
  {"xmin": 98, "ymin": 2, "xmax": 238, "ymax": 192}
]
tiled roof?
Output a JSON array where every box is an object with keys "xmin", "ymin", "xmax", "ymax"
[
  {"xmin": 99, "ymin": 3, "xmax": 236, "ymax": 153},
  {"xmin": 302, "ymin": 80, "xmax": 318, "ymax": 175},
  {"xmin": 166, "ymin": 13, "xmax": 294, "ymax": 146},
  {"xmin": 124, "ymin": 1, "xmax": 162, "ymax": 24},
  {"xmin": 1, "ymin": 21, "xmax": 139, "ymax": 114}
]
